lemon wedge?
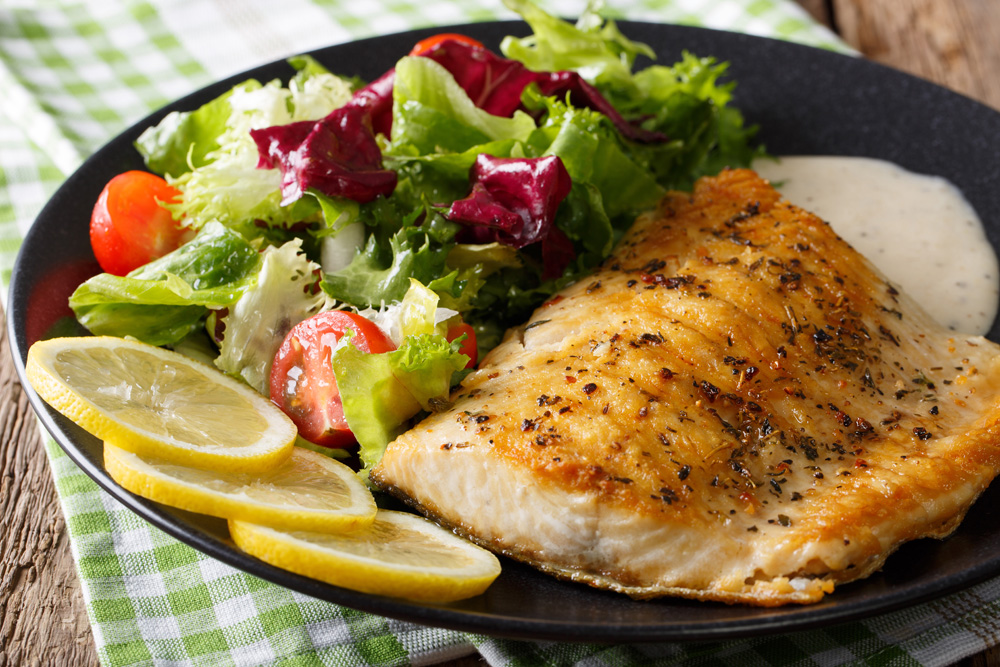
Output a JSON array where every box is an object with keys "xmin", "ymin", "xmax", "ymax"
[
  {"xmin": 26, "ymin": 337, "xmax": 296, "ymax": 473},
  {"xmin": 105, "ymin": 444, "xmax": 376, "ymax": 531},
  {"xmin": 229, "ymin": 510, "xmax": 502, "ymax": 602}
]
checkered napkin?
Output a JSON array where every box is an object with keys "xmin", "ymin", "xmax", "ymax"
[{"xmin": 4, "ymin": 1, "xmax": 999, "ymax": 665}]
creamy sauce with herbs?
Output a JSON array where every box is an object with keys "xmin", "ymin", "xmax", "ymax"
[{"xmin": 754, "ymin": 155, "xmax": 1000, "ymax": 334}]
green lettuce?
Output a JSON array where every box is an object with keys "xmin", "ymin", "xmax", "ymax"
[
  {"xmin": 387, "ymin": 56, "xmax": 536, "ymax": 157},
  {"xmin": 525, "ymin": 89, "xmax": 665, "ymax": 220},
  {"xmin": 500, "ymin": 0, "xmax": 654, "ymax": 91},
  {"xmin": 162, "ymin": 70, "xmax": 355, "ymax": 234},
  {"xmin": 69, "ymin": 222, "xmax": 261, "ymax": 346},
  {"xmin": 214, "ymin": 239, "xmax": 332, "ymax": 394},
  {"xmin": 333, "ymin": 332, "xmax": 468, "ymax": 471},
  {"xmin": 628, "ymin": 53, "xmax": 764, "ymax": 182},
  {"xmin": 135, "ymin": 89, "xmax": 235, "ymax": 179},
  {"xmin": 502, "ymin": 0, "xmax": 762, "ymax": 189},
  {"xmin": 321, "ymin": 222, "xmax": 453, "ymax": 309}
]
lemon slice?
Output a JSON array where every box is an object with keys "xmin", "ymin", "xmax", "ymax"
[
  {"xmin": 26, "ymin": 336, "xmax": 295, "ymax": 473},
  {"xmin": 105, "ymin": 444, "xmax": 376, "ymax": 531},
  {"xmin": 229, "ymin": 510, "xmax": 502, "ymax": 602}
]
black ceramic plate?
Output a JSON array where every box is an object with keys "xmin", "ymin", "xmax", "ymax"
[{"xmin": 10, "ymin": 21, "xmax": 1000, "ymax": 643}]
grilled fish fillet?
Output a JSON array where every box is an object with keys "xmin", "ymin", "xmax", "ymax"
[{"xmin": 371, "ymin": 168, "xmax": 1000, "ymax": 605}]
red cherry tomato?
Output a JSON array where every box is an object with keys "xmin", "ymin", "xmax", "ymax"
[
  {"xmin": 409, "ymin": 33, "xmax": 485, "ymax": 56},
  {"xmin": 90, "ymin": 170, "xmax": 188, "ymax": 276},
  {"xmin": 269, "ymin": 311, "xmax": 395, "ymax": 447},
  {"xmin": 446, "ymin": 322, "xmax": 478, "ymax": 369}
]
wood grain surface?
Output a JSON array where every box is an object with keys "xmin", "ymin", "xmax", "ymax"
[{"xmin": 3, "ymin": 2, "xmax": 1000, "ymax": 665}]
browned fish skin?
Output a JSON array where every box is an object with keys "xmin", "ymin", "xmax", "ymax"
[{"xmin": 371, "ymin": 168, "xmax": 1000, "ymax": 606}]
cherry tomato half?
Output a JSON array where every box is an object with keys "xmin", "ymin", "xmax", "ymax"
[
  {"xmin": 90, "ymin": 170, "xmax": 189, "ymax": 276},
  {"xmin": 269, "ymin": 311, "xmax": 395, "ymax": 447},
  {"xmin": 409, "ymin": 33, "xmax": 485, "ymax": 56},
  {"xmin": 446, "ymin": 322, "xmax": 478, "ymax": 369}
]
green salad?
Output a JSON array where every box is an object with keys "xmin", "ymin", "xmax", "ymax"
[{"xmin": 69, "ymin": 0, "xmax": 763, "ymax": 471}]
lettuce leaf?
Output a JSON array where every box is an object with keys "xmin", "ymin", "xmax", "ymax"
[
  {"xmin": 165, "ymin": 72, "xmax": 355, "ymax": 233},
  {"xmin": 526, "ymin": 89, "xmax": 665, "ymax": 220},
  {"xmin": 321, "ymin": 222, "xmax": 451, "ymax": 308},
  {"xmin": 446, "ymin": 154, "xmax": 575, "ymax": 278},
  {"xmin": 387, "ymin": 55, "xmax": 537, "ymax": 157},
  {"xmin": 69, "ymin": 222, "xmax": 261, "ymax": 346},
  {"xmin": 333, "ymin": 332, "xmax": 468, "ymax": 471},
  {"xmin": 500, "ymin": 0, "xmax": 654, "ymax": 90},
  {"xmin": 632, "ymin": 53, "xmax": 763, "ymax": 180},
  {"xmin": 135, "ymin": 89, "xmax": 235, "ymax": 179},
  {"xmin": 214, "ymin": 239, "xmax": 332, "ymax": 393}
]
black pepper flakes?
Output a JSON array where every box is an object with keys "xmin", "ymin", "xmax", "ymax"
[
  {"xmin": 637, "ymin": 332, "xmax": 665, "ymax": 345},
  {"xmin": 813, "ymin": 328, "xmax": 833, "ymax": 344},
  {"xmin": 657, "ymin": 487, "xmax": 678, "ymax": 504},
  {"xmin": 699, "ymin": 381, "xmax": 720, "ymax": 402}
]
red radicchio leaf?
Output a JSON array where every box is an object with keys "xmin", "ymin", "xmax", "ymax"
[
  {"xmin": 332, "ymin": 41, "xmax": 534, "ymax": 140},
  {"xmin": 419, "ymin": 40, "xmax": 666, "ymax": 144},
  {"xmin": 419, "ymin": 40, "xmax": 540, "ymax": 118},
  {"xmin": 330, "ymin": 39, "xmax": 666, "ymax": 144},
  {"xmin": 533, "ymin": 71, "xmax": 666, "ymax": 144},
  {"xmin": 345, "ymin": 69, "xmax": 396, "ymax": 138},
  {"xmin": 251, "ymin": 105, "xmax": 397, "ymax": 205},
  {"xmin": 446, "ymin": 154, "xmax": 574, "ymax": 279}
]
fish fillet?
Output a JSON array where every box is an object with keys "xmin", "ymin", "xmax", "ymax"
[{"xmin": 371, "ymin": 168, "xmax": 1000, "ymax": 605}]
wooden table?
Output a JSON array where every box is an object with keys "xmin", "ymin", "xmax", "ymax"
[{"xmin": 3, "ymin": 1, "xmax": 1000, "ymax": 664}]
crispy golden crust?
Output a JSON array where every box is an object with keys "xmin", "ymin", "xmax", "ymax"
[{"xmin": 372, "ymin": 169, "xmax": 1000, "ymax": 606}]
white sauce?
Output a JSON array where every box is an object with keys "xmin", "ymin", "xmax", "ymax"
[{"xmin": 753, "ymin": 155, "xmax": 1000, "ymax": 334}]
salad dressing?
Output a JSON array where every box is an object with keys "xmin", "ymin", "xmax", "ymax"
[{"xmin": 753, "ymin": 155, "xmax": 1000, "ymax": 334}]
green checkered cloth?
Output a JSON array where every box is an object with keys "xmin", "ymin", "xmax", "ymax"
[{"xmin": 3, "ymin": 1, "xmax": 997, "ymax": 665}]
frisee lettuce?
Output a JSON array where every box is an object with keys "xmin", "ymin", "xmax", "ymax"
[
  {"xmin": 214, "ymin": 239, "xmax": 333, "ymax": 394},
  {"xmin": 138, "ymin": 62, "xmax": 356, "ymax": 236}
]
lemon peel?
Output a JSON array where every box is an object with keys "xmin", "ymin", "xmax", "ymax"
[
  {"xmin": 230, "ymin": 510, "xmax": 502, "ymax": 602},
  {"xmin": 105, "ymin": 444, "xmax": 376, "ymax": 532}
]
